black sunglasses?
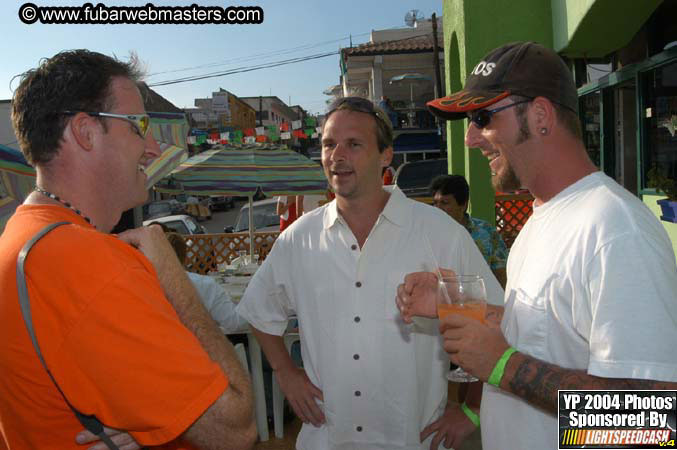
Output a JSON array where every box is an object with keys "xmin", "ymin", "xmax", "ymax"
[
  {"xmin": 469, "ymin": 100, "xmax": 531, "ymax": 129},
  {"xmin": 329, "ymin": 97, "xmax": 391, "ymax": 127}
]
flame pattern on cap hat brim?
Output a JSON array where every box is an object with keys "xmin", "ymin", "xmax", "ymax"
[{"xmin": 427, "ymin": 91, "xmax": 510, "ymax": 120}]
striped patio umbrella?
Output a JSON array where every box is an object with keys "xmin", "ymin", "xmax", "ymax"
[
  {"xmin": 156, "ymin": 143, "xmax": 328, "ymax": 255},
  {"xmin": 0, "ymin": 144, "xmax": 35, "ymax": 232}
]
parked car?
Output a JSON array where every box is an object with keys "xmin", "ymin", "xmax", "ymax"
[
  {"xmin": 209, "ymin": 195, "xmax": 235, "ymax": 211},
  {"xmin": 143, "ymin": 214, "xmax": 206, "ymax": 235},
  {"xmin": 144, "ymin": 215, "xmax": 215, "ymax": 271},
  {"xmin": 394, "ymin": 159, "xmax": 448, "ymax": 198},
  {"xmin": 224, "ymin": 198, "xmax": 280, "ymax": 233},
  {"xmin": 142, "ymin": 199, "xmax": 185, "ymax": 221}
]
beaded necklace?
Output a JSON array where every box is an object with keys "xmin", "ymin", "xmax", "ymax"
[{"xmin": 34, "ymin": 186, "xmax": 95, "ymax": 228}]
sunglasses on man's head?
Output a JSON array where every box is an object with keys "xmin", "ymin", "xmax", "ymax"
[
  {"xmin": 468, "ymin": 100, "xmax": 531, "ymax": 129},
  {"xmin": 62, "ymin": 111, "xmax": 151, "ymax": 138},
  {"xmin": 329, "ymin": 97, "xmax": 390, "ymax": 127}
]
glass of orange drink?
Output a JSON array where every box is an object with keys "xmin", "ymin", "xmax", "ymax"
[{"xmin": 437, "ymin": 274, "xmax": 487, "ymax": 382}]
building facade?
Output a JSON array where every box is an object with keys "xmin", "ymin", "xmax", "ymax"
[
  {"xmin": 334, "ymin": 16, "xmax": 446, "ymax": 166},
  {"xmin": 239, "ymin": 96, "xmax": 298, "ymax": 128},
  {"xmin": 186, "ymin": 89, "xmax": 256, "ymax": 131}
]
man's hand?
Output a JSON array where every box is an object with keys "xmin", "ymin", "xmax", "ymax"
[
  {"xmin": 420, "ymin": 403, "xmax": 477, "ymax": 449},
  {"xmin": 440, "ymin": 314, "xmax": 510, "ymax": 381},
  {"xmin": 275, "ymin": 365, "xmax": 325, "ymax": 427},
  {"xmin": 117, "ymin": 225, "xmax": 183, "ymax": 288},
  {"xmin": 396, "ymin": 269, "xmax": 457, "ymax": 323},
  {"xmin": 75, "ymin": 427, "xmax": 140, "ymax": 450}
]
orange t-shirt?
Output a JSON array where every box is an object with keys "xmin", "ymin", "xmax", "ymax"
[{"xmin": 0, "ymin": 205, "xmax": 228, "ymax": 449}]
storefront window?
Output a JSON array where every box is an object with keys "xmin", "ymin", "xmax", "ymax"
[
  {"xmin": 643, "ymin": 59, "xmax": 677, "ymax": 187},
  {"xmin": 580, "ymin": 92, "xmax": 602, "ymax": 168}
]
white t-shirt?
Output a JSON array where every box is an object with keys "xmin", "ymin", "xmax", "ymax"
[
  {"xmin": 276, "ymin": 196, "xmax": 290, "ymax": 220},
  {"xmin": 481, "ymin": 172, "xmax": 677, "ymax": 450},
  {"xmin": 187, "ymin": 272, "xmax": 248, "ymax": 334},
  {"xmin": 237, "ymin": 186, "xmax": 503, "ymax": 450}
]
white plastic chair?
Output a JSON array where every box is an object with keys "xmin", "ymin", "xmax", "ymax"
[
  {"xmin": 234, "ymin": 343, "xmax": 248, "ymax": 374},
  {"xmin": 233, "ymin": 341, "xmax": 269, "ymax": 441},
  {"xmin": 272, "ymin": 332, "xmax": 301, "ymax": 438}
]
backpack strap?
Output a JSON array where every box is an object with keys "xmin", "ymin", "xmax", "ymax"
[{"xmin": 17, "ymin": 222, "xmax": 120, "ymax": 450}]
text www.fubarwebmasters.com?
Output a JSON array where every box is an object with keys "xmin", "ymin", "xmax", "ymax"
[{"xmin": 18, "ymin": 2, "xmax": 264, "ymax": 25}]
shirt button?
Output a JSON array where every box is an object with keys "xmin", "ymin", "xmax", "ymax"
[
  {"xmin": 355, "ymin": 281, "xmax": 362, "ymax": 288},
  {"xmin": 354, "ymin": 316, "xmax": 360, "ymax": 323},
  {"xmin": 356, "ymin": 426, "xmax": 363, "ymax": 432},
  {"xmin": 355, "ymin": 390, "xmax": 361, "ymax": 396},
  {"xmin": 353, "ymin": 354, "xmax": 359, "ymax": 360},
  {"xmin": 351, "ymin": 244, "xmax": 357, "ymax": 250}
]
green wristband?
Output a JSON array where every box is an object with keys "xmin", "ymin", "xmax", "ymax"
[
  {"xmin": 488, "ymin": 347, "xmax": 517, "ymax": 387},
  {"xmin": 461, "ymin": 402, "xmax": 480, "ymax": 428}
]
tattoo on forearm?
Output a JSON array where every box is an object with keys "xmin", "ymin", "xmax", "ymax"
[{"xmin": 507, "ymin": 354, "xmax": 677, "ymax": 414}]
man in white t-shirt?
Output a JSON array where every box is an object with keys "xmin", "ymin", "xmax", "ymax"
[
  {"xmin": 399, "ymin": 42, "xmax": 677, "ymax": 450},
  {"xmin": 237, "ymin": 97, "xmax": 503, "ymax": 450}
]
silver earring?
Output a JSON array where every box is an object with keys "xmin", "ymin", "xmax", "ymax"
[{"xmin": 540, "ymin": 128, "xmax": 548, "ymax": 135}]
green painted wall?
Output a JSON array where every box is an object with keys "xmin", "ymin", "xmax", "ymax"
[
  {"xmin": 643, "ymin": 195, "xmax": 677, "ymax": 263},
  {"xmin": 442, "ymin": 0, "xmax": 553, "ymax": 223},
  {"xmin": 552, "ymin": 0, "xmax": 662, "ymax": 56}
]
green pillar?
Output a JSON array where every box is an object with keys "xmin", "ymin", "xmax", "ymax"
[{"xmin": 442, "ymin": 0, "xmax": 553, "ymax": 222}]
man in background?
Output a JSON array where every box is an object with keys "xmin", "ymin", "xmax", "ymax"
[{"xmin": 430, "ymin": 174, "xmax": 508, "ymax": 288}]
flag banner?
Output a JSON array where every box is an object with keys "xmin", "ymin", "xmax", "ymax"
[
  {"xmin": 232, "ymin": 130, "xmax": 244, "ymax": 142},
  {"xmin": 187, "ymin": 136, "xmax": 197, "ymax": 144},
  {"xmin": 209, "ymin": 133, "xmax": 219, "ymax": 141},
  {"xmin": 244, "ymin": 136, "xmax": 256, "ymax": 144},
  {"xmin": 311, "ymin": 133, "xmax": 318, "ymax": 139},
  {"xmin": 304, "ymin": 117, "xmax": 317, "ymax": 127},
  {"xmin": 220, "ymin": 132, "xmax": 229, "ymax": 140},
  {"xmin": 266, "ymin": 125, "xmax": 278, "ymax": 134},
  {"xmin": 244, "ymin": 128, "xmax": 255, "ymax": 137},
  {"xmin": 255, "ymin": 126, "xmax": 265, "ymax": 136},
  {"xmin": 269, "ymin": 134, "xmax": 280, "ymax": 142},
  {"xmin": 255, "ymin": 135, "xmax": 267, "ymax": 142},
  {"xmin": 315, "ymin": 126, "xmax": 322, "ymax": 133},
  {"xmin": 281, "ymin": 132, "xmax": 292, "ymax": 140},
  {"xmin": 304, "ymin": 128, "xmax": 315, "ymax": 137},
  {"xmin": 293, "ymin": 130, "xmax": 308, "ymax": 139},
  {"xmin": 196, "ymin": 135, "xmax": 206, "ymax": 144},
  {"xmin": 292, "ymin": 120, "xmax": 302, "ymax": 130},
  {"xmin": 219, "ymin": 139, "xmax": 229, "ymax": 144},
  {"xmin": 280, "ymin": 123, "xmax": 290, "ymax": 132}
]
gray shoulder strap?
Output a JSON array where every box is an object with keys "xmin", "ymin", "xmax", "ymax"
[
  {"xmin": 16, "ymin": 221, "xmax": 119, "ymax": 450},
  {"xmin": 16, "ymin": 221, "xmax": 70, "ymax": 369}
]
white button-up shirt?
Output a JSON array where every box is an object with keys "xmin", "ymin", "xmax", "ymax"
[{"xmin": 237, "ymin": 186, "xmax": 503, "ymax": 450}]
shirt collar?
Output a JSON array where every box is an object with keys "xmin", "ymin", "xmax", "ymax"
[{"xmin": 322, "ymin": 185, "xmax": 411, "ymax": 230}]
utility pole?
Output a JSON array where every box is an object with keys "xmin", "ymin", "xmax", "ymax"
[
  {"xmin": 258, "ymin": 95, "xmax": 263, "ymax": 126},
  {"xmin": 431, "ymin": 13, "xmax": 443, "ymax": 100},
  {"xmin": 431, "ymin": 12, "xmax": 445, "ymax": 154}
]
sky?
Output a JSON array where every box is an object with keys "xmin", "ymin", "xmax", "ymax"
[{"xmin": 1, "ymin": 0, "xmax": 443, "ymax": 115}]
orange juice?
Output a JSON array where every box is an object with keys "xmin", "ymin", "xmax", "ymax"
[{"xmin": 437, "ymin": 303, "xmax": 487, "ymax": 323}]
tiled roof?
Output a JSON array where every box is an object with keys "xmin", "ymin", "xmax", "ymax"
[{"xmin": 342, "ymin": 35, "xmax": 442, "ymax": 57}]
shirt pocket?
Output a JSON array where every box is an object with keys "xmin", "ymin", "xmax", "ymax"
[{"xmin": 502, "ymin": 288, "xmax": 548, "ymax": 360}]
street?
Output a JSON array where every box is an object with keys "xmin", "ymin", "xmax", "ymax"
[{"xmin": 202, "ymin": 198, "xmax": 248, "ymax": 234}]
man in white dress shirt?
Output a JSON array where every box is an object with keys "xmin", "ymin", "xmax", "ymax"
[{"xmin": 236, "ymin": 97, "xmax": 503, "ymax": 450}]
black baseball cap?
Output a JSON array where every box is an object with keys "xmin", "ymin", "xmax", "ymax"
[{"xmin": 427, "ymin": 42, "xmax": 578, "ymax": 120}]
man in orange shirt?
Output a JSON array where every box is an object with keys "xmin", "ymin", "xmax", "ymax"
[{"xmin": 0, "ymin": 50, "xmax": 256, "ymax": 449}]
